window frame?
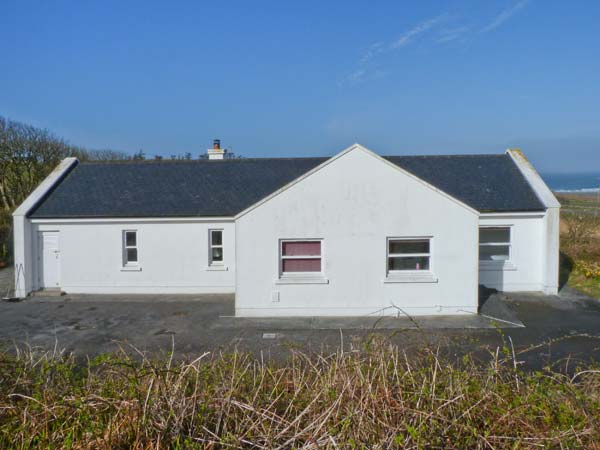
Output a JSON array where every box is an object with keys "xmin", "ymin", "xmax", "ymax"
[
  {"xmin": 479, "ymin": 226, "xmax": 512, "ymax": 264},
  {"xmin": 386, "ymin": 237, "xmax": 433, "ymax": 275},
  {"xmin": 279, "ymin": 238, "xmax": 324, "ymax": 279},
  {"xmin": 208, "ymin": 229, "xmax": 224, "ymax": 266},
  {"xmin": 122, "ymin": 230, "xmax": 139, "ymax": 267}
]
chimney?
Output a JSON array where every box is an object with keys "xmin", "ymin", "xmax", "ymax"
[{"xmin": 207, "ymin": 138, "xmax": 226, "ymax": 160}]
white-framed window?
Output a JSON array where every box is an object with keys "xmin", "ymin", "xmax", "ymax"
[
  {"xmin": 387, "ymin": 238, "xmax": 431, "ymax": 273},
  {"xmin": 280, "ymin": 239, "xmax": 322, "ymax": 276},
  {"xmin": 479, "ymin": 227, "xmax": 511, "ymax": 262},
  {"xmin": 209, "ymin": 229, "xmax": 224, "ymax": 265},
  {"xmin": 123, "ymin": 230, "xmax": 138, "ymax": 266}
]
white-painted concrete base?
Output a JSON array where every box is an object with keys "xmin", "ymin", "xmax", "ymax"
[
  {"xmin": 235, "ymin": 305, "xmax": 478, "ymax": 317},
  {"xmin": 62, "ymin": 285, "xmax": 235, "ymax": 295}
]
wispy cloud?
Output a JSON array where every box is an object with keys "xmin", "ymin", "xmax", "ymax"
[
  {"xmin": 345, "ymin": 68, "xmax": 367, "ymax": 84},
  {"xmin": 481, "ymin": 0, "xmax": 529, "ymax": 33},
  {"xmin": 341, "ymin": 2, "xmax": 531, "ymax": 86},
  {"xmin": 342, "ymin": 14, "xmax": 447, "ymax": 85},
  {"xmin": 436, "ymin": 26, "xmax": 470, "ymax": 43},
  {"xmin": 359, "ymin": 42, "xmax": 385, "ymax": 64},
  {"xmin": 340, "ymin": 67, "xmax": 387, "ymax": 86},
  {"xmin": 391, "ymin": 15, "xmax": 447, "ymax": 49}
]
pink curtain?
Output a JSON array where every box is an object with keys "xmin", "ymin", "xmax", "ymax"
[
  {"xmin": 282, "ymin": 241, "xmax": 321, "ymax": 256},
  {"xmin": 282, "ymin": 258, "xmax": 321, "ymax": 272}
]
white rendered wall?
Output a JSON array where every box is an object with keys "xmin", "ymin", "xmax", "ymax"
[
  {"xmin": 478, "ymin": 213, "xmax": 546, "ymax": 292},
  {"xmin": 542, "ymin": 208, "xmax": 560, "ymax": 294},
  {"xmin": 12, "ymin": 216, "xmax": 33, "ymax": 297},
  {"xmin": 30, "ymin": 220, "xmax": 235, "ymax": 294},
  {"xmin": 504, "ymin": 149, "xmax": 560, "ymax": 294},
  {"xmin": 12, "ymin": 158, "xmax": 78, "ymax": 297},
  {"xmin": 235, "ymin": 147, "xmax": 479, "ymax": 317}
]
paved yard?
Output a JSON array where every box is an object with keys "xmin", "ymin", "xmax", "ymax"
[{"xmin": 0, "ymin": 281, "xmax": 599, "ymax": 370}]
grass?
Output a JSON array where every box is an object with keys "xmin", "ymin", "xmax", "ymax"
[
  {"xmin": 0, "ymin": 342, "xmax": 599, "ymax": 449},
  {"xmin": 557, "ymin": 193, "xmax": 600, "ymax": 299},
  {"xmin": 567, "ymin": 269, "xmax": 600, "ymax": 298},
  {"xmin": 557, "ymin": 192, "xmax": 600, "ymax": 213}
]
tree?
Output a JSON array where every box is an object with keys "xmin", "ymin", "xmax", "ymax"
[
  {"xmin": 132, "ymin": 149, "xmax": 146, "ymax": 160},
  {"xmin": 0, "ymin": 116, "xmax": 131, "ymax": 263},
  {"xmin": 75, "ymin": 148, "xmax": 131, "ymax": 161},
  {"xmin": 0, "ymin": 117, "xmax": 71, "ymax": 213}
]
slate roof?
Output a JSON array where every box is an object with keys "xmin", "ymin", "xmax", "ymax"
[
  {"xmin": 28, "ymin": 153, "xmax": 545, "ymax": 218},
  {"xmin": 384, "ymin": 154, "xmax": 545, "ymax": 212},
  {"xmin": 29, "ymin": 158, "xmax": 328, "ymax": 218}
]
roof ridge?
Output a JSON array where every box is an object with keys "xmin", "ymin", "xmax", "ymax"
[
  {"xmin": 78, "ymin": 154, "xmax": 509, "ymax": 165},
  {"xmin": 384, "ymin": 153, "xmax": 506, "ymax": 158},
  {"xmin": 78, "ymin": 156, "xmax": 331, "ymax": 165}
]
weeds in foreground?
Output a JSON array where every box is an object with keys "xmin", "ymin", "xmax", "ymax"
[{"xmin": 0, "ymin": 342, "xmax": 599, "ymax": 449}]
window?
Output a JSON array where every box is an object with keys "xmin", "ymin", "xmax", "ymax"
[
  {"xmin": 123, "ymin": 230, "xmax": 138, "ymax": 265},
  {"xmin": 280, "ymin": 240, "xmax": 322, "ymax": 275},
  {"xmin": 479, "ymin": 227, "xmax": 510, "ymax": 262},
  {"xmin": 209, "ymin": 230, "xmax": 223, "ymax": 265},
  {"xmin": 387, "ymin": 238, "xmax": 431, "ymax": 272}
]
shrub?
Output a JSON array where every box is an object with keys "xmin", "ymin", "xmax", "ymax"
[
  {"xmin": 0, "ymin": 344, "xmax": 599, "ymax": 448},
  {"xmin": 561, "ymin": 213, "xmax": 600, "ymax": 263},
  {"xmin": 576, "ymin": 260, "xmax": 600, "ymax": 279},
  {"xmin": 562, "ymin": 213, "xmax": 599, "ymax": 245},
  {"xmin": 0, "ymin": 210, "xmax": 11, "ymax": 265}
]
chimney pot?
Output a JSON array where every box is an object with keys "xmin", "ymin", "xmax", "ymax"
[{"xmin": 208, "ymin": 138, "xmax": 226, "ymax": 160}]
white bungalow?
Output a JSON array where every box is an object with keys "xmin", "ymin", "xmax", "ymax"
[{"xmin": 13, "ymin": 143, "xmax": 560, "ymax": 316}]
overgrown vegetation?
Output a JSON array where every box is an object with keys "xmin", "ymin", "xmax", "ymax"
[
  {"xmin": 0, "ymin": 342, "xmax": 598, "ymax": 449},
  {"xmin": 558, "ymin": 193, "xmax": 600, "ymax": 298}
]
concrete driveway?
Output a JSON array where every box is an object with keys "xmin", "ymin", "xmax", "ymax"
[{"xmin": 1, "ymin": 284, "xmax": 599, "ymax": 370}]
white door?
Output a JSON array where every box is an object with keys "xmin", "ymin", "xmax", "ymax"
[{"xmin": 38, "ymin": 231, "xmax": 60, "ymax": 288}]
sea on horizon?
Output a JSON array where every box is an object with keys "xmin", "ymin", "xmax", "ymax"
[{"xmin": 540, "ymin": 173, "xmax": 600, "ymax": 193}]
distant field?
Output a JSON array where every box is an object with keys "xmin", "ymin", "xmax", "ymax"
[{"xmin": 556, "ymin": 192, "xmax": 600, "ymax": 215}]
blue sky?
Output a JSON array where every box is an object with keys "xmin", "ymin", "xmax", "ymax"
[{"xmin": 1, "ymin": 0, "xmax": 599, "ymax": 172}]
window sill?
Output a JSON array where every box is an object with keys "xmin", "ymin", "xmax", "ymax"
[
  {"xmin": 121, "ymin": 266, "xmax": 142, "ymax": 272},
  {"xmin": 384, "ymin": 272, "xmax": 438, "ymax": 283},
  {"xmin": 275, "ymin": 275, "xmax": 329, "ymax": 285},
  {"xmin": 479, "ymin": 261, "xmax": 517, "ymax": 271},
  {"xmin": 206, "ymin": 265, "xmax": 228, "ymax": 272}
]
